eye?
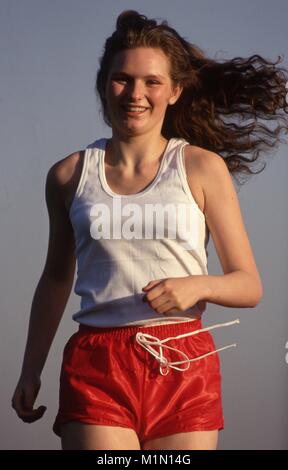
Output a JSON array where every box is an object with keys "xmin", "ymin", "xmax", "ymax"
[
  {"xmin": 111, "ymin": 77, "xmax": 160, "ymax": 85},
  {"xmin": 112, "ymin": 77, "xmax": 128, "ymax": 83}
]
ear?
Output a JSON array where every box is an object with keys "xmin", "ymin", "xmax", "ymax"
[{"xmin": 168, "ymin": 84, "xmax": 183, "ymax": 106}]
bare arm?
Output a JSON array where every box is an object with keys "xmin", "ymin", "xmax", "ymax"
[
  {"xmin": 12, "ymin": 156, "xmax": 77, "ymax": 422},
  {"xmin": 195, "ymin": 149, "xmax": 264, "ymax": 307},
  {"xmin": 20, "ymin": 274, "xmax": 74, "ymax": 379}
]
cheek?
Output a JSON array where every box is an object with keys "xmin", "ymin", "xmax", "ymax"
[
  {"xmin": 151, "ymin": 89, "xmax": 170, "ymax": 106},
  {"xmin": 106, "ymin": 83, "xmax": 123, "ymax": 101}
]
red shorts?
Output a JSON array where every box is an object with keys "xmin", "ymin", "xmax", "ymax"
[{"xmin": 53, "ymin": 319, "xmax": 224, "ymax": 444}]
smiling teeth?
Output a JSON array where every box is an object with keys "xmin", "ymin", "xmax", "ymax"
[{"xmin": 124, "ymin": 107, "xmax": 147, "ymax": 112}]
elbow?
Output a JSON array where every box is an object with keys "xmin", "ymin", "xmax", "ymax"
[
  {"xmin": 250, "ymin": 296, "xmax": 263, "ymax": 308},
  {"xmin": 250, "ymin": 281, "xmax": 264, "ymax": 307}
]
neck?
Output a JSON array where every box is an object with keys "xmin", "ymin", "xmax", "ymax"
[{"xmin": 105, "ymin": 134, "xmax": 169, "ymax": 170}]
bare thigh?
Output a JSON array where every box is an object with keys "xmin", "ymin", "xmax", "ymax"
[
  {"xmin": 61, "ymin": 422, "xmax": 141, "ymax": 450},
  {"xmin": 142, "ymin": 430, "xmax": 219, "ymax": 450}
]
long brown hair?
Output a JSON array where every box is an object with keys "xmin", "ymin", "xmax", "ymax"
[{"xmin": 96, "ymin": 10, "xmax": 288, "ymax": 186}]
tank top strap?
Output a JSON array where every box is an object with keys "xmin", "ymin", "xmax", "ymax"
[
  {"xmin": 83, "ymin": 138, "xmax": 107, "ymax": 190},
  {"xmin": 160, "ymin": 137, "xmax": 188, "ymax": 175}
]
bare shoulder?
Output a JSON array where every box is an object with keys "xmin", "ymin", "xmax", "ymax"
[
  {"xmin": 43, "ymin": 151, "xmax": 83, "ymax": 281},
  {"xmin": 183, "ymin": 144, "xmax": 231, "ymax": 215},
  {"xmin": 46, "ymin": 150, "xmax": 84, "ymax": 212}
]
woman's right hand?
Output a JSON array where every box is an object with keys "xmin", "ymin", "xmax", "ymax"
[{"xmin": 11, "ymin": 373, "xmax": 47, "ymax": 423}]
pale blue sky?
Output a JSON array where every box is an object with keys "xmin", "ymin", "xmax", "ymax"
[{"xmin": 1, "ymin": 0, "xmax": 287, "ymax": 449}]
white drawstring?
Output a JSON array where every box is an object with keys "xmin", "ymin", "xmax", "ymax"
[{"xmin": 135, "ymin": 318, "xmax": 240, "ymax": 376}]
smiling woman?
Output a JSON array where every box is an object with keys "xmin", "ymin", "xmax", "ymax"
[
  {"xmin": 103, "ymin": 46, "xmax": 183, "ymax": 140},
  {"xmin": 11, "ymin": 9, "xmax": 288, "ymax": 452}
]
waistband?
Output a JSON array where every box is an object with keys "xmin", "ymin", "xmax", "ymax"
[
  {"xmin": 78, "ymin": 318, "xmax": 240, "ymax": 376},
  {"xmin": 78, "ymin": 318, "xmax": 203, "ymax": 338}
]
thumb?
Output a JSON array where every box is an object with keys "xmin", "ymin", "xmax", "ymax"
[
  {"xmin": 142, "ymin": 279, "xmax": 162, "ymax": 291},
  {"xmin": 37, "ymin": 405, "xmax": 47, "ymax": 415},
  {"xmin": 23, "ymin": 389, "xmax": 36, "ymax": 410}
]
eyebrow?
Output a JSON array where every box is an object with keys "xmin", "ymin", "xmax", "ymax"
[{"xmin": 110, "ymin": 72, "xmax": 165, "ymax": 80}]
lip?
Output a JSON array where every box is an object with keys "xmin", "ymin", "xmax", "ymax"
[
  {"xmin": 122, "ymin": 104, "xmax": 149, "ymax": 109},
  {"xmin": 121, "ymin": 106, "xmax": 149, "ymax": 116}
]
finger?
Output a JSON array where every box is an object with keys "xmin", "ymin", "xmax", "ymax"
[
  {"xmin": 149, "ymin": 293, "xmax": 171, "ymax": 310},
  {"xmin": 142, "ymin": 279, "xmax": 163, "ymax": 291},
  {"xmin": 145, "ymin": 285, "xmax": 166, "ymax": 303},
  {"xmin": 11, "ymin": 389, "xmax": 24, "ymax": 413},
  {"xmin": 156, "ymin": 300, "xmax": 175, "ymax": 314},
  {"xmin": 163, "ymin": 307, "xmax": 181, "ymax": 315},
  {"xmin": 11, "ymin": 395, "xmax": 18, "ymax": 411},
  {"xmin": 23, "ymin": 389, "xmax": 36, "ymax": 410},
  {"xmin": 19, "ymin": 406, "xmax": 47, "ymax": 423}
]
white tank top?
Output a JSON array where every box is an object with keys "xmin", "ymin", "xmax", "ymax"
[{"xmin": 69, "ymin": 137, "xmax": 210, "ymax": 327}]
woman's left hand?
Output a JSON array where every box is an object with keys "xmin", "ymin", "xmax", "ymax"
[{"xmin": 142, "ymin": 276, "xmax": 207, "ymax": 315}]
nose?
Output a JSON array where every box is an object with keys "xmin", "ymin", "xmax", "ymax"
[{"xmin": 127, "ymin": 80, "xmax": 145, "ymax": 101}]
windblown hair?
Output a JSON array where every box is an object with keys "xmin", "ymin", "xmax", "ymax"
[{"xmin": 96, "ymin": 10, "xmax": 288, "ymax": 186}]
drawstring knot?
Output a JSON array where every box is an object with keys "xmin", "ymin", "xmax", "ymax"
[{"xmin": 135, "ymin": 318, "xmax": 240, "ymax": 376}]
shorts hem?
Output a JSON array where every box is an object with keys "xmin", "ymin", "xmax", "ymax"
[
  {"xmin": 53, "ymin": 415, "xmax": 137, "ymax": 438},
  {"xmin": 140, "ymin": 422, "xmax": 224, "ymax": 446}
]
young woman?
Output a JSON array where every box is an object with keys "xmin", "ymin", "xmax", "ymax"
[{"xmin": 12, "ymin": 10, "xmax": 288, "ymax": 450}]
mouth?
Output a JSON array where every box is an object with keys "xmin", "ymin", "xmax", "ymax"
[{"xmin": 121, "ymin": 105, "xmax": 149, "ymax": 116}]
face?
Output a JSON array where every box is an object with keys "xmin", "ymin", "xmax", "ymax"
[{"xmin": 105, "ymin": 47, "xmax": 182, "ymax": 136}]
